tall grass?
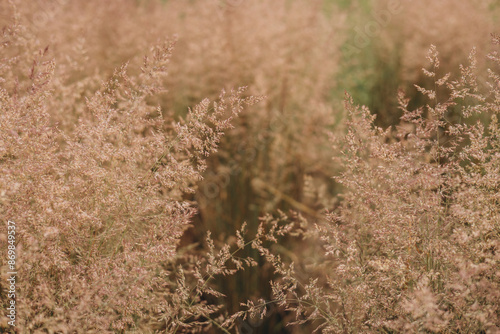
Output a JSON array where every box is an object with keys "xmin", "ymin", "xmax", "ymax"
[
  {"xmin": 263, "ymin": 40, "xmax": 500, "ymax": 333},
  {"xmin": 1, "ymin": 0, "xmax": 499, "ymax": 333}
]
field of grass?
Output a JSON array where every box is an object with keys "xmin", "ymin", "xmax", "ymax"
[{"xmin": 1, "ymin": 0, "xmax": 499, "ymax": 333}]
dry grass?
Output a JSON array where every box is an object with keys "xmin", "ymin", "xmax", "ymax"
[{"xmin": 0, "ymin": 0, "xmax": 498, "ymax": 333}]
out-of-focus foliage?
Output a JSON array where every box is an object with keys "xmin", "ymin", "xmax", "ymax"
[{"xmin": 0, "ymin": 0, "xmax": 498, "ymax": 333}]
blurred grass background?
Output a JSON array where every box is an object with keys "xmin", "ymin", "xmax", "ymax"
[
  {"xmin": 158, "ymin": 1, "xmax": 498, "ymax": 332},
  {"xmin": 169, "ymin": 1, "xmax": 499, "ymax": 332},
  {"xmin": 6, "ymin": 0, "xmax": 498, "ymax": 331}
]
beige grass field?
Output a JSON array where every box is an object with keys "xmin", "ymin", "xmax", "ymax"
[{"xmin": 1, "ymin": 0, "xmax": 499, "ymax": 333}]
